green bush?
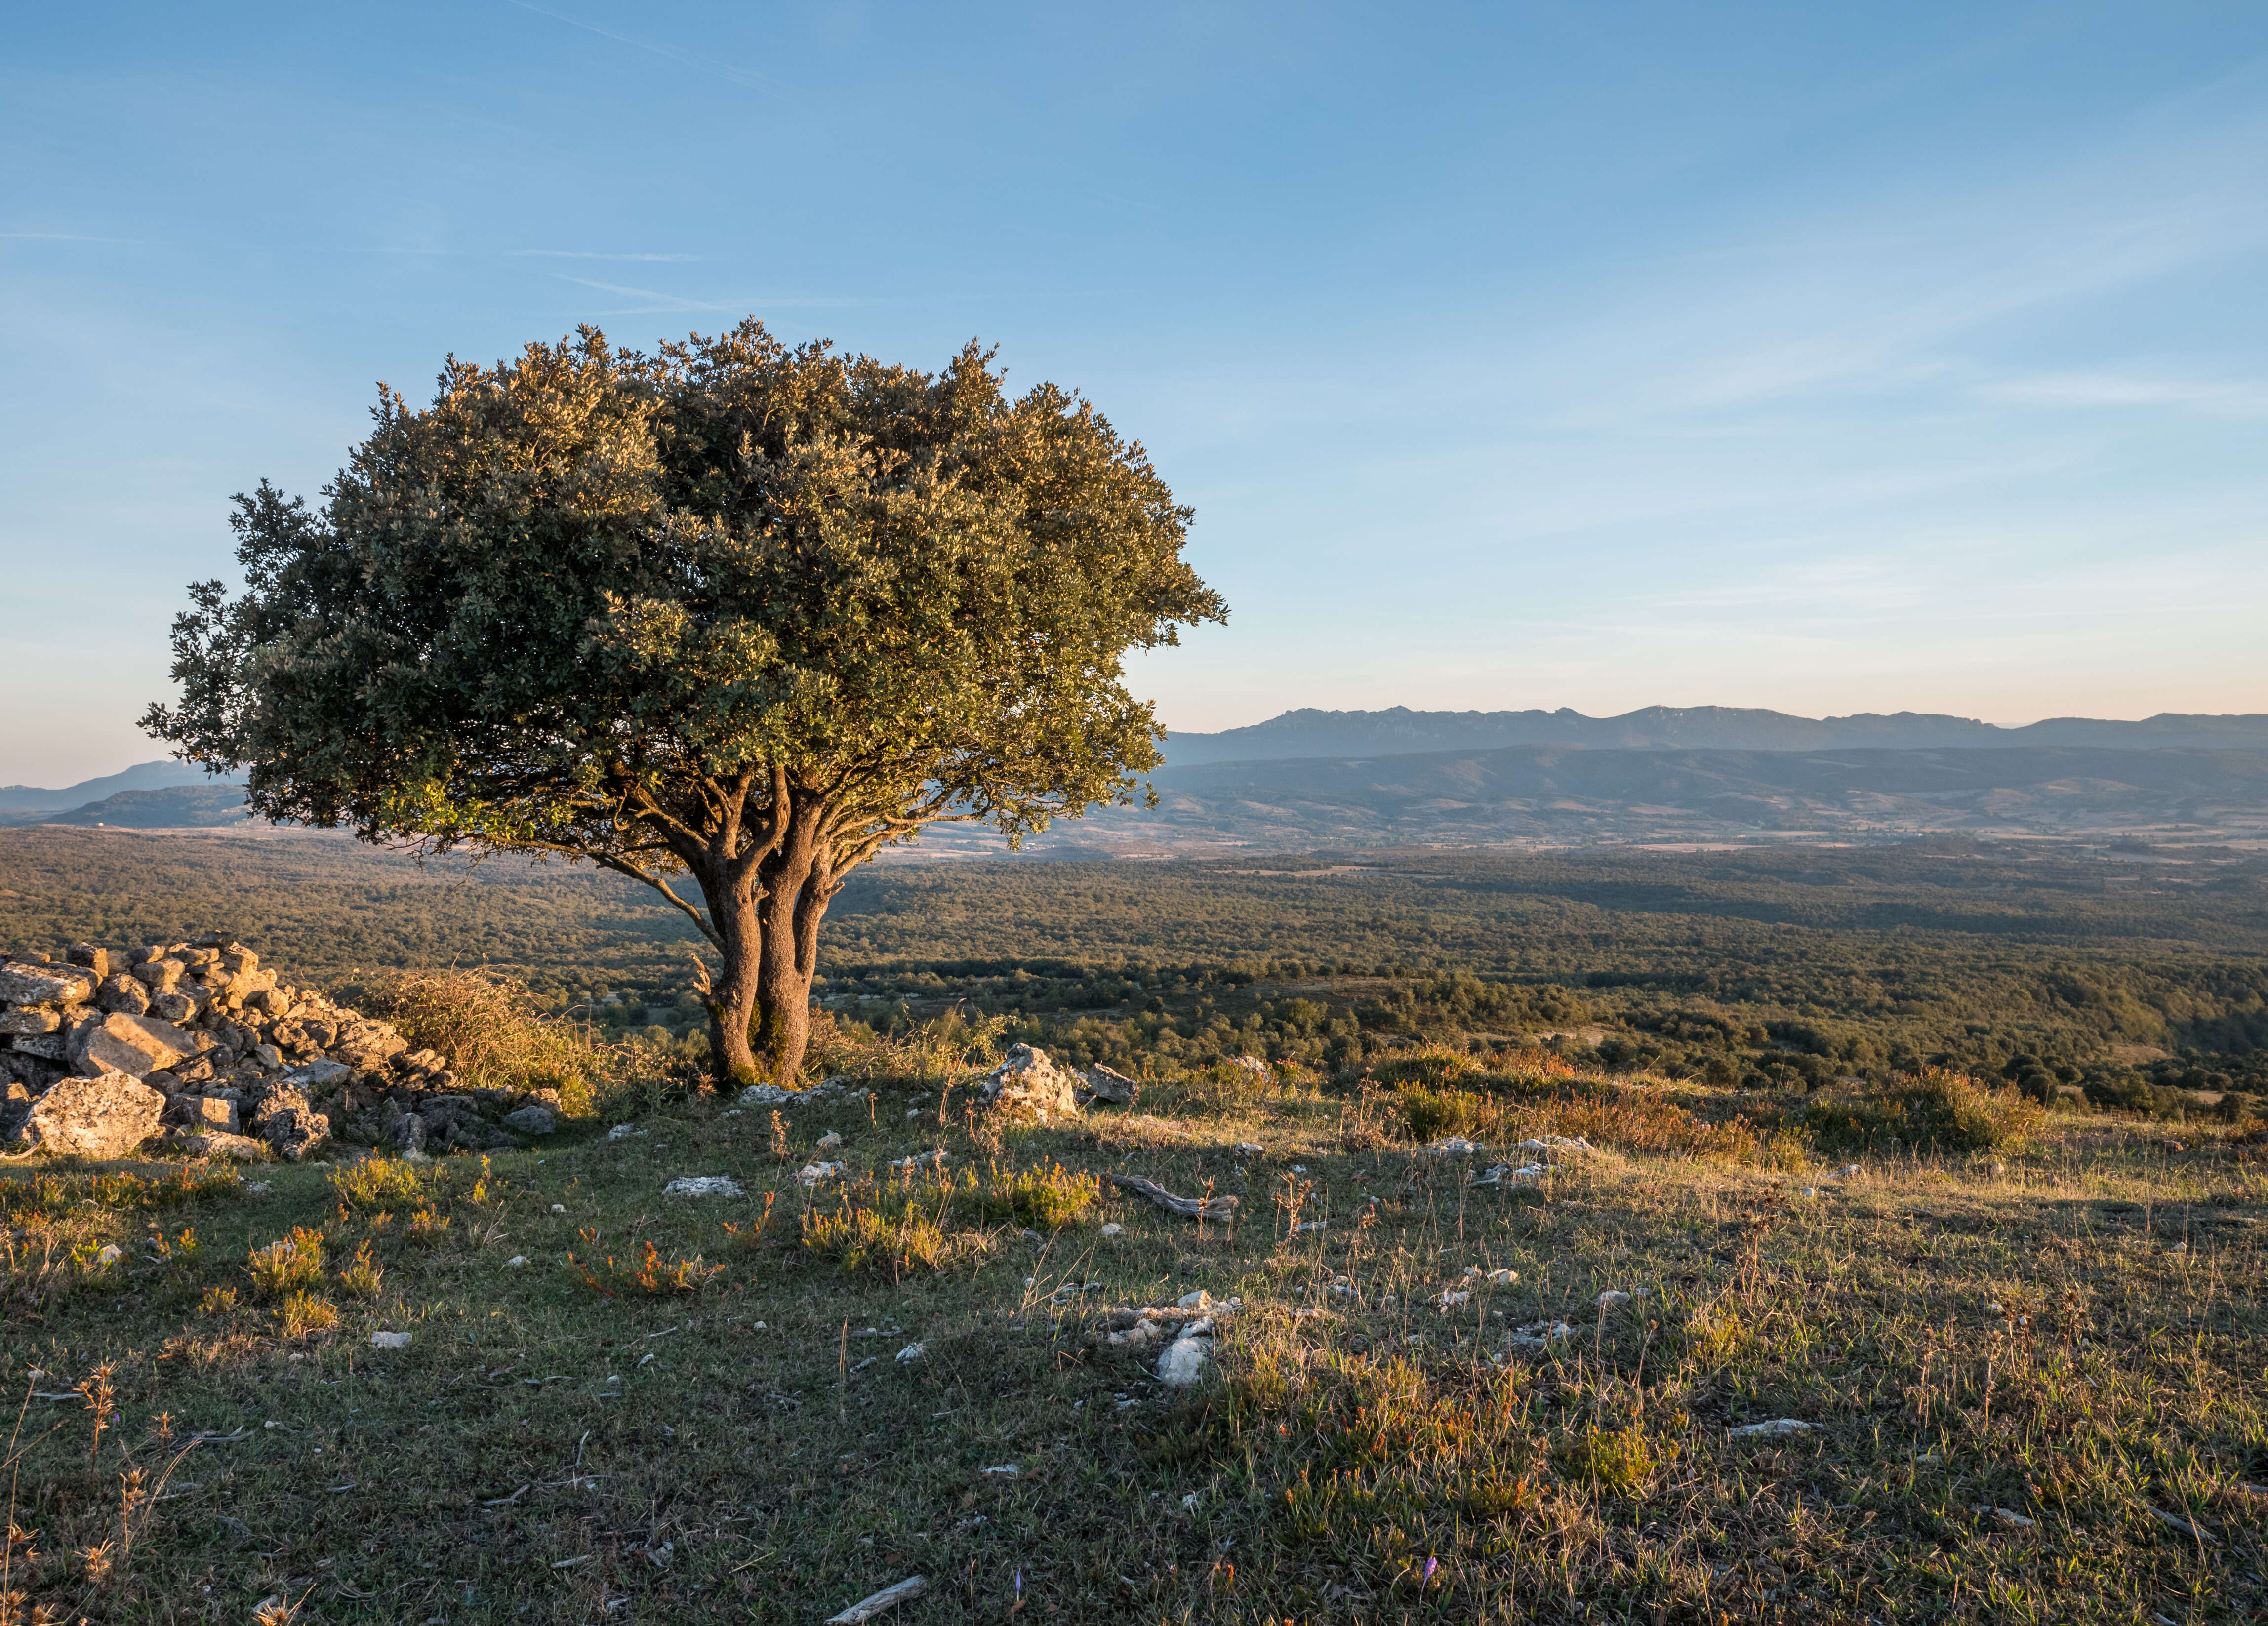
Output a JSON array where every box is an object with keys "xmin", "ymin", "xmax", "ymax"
[{"xmin": 1805, "ymin": 1068, "xmax": 2044, "ymax": 1153}]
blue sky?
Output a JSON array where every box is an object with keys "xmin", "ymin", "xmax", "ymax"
[{"xmin": 4, "ymin": 2, "xmax": 2266, "ymax": 785}]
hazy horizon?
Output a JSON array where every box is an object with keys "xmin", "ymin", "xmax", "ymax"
[
  {"xmin": 5, "ymin": 3, "xmax": 2266, "ymax": 784},
  {"xmin": 14, "ymin": 698, "xmax": 2268, "ymax": 796}
]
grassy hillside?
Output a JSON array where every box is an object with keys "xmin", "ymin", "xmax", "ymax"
[{"xmin": 0, "ymin": 1058, "xmax": 2260, "ymax": 1622}]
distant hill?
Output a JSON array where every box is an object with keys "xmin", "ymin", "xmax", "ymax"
[
  {"xmin": 0, "ymin": 760, "xmax": 245, "ymax": 812},
  {"xmin": 1028, "ymin": 743, "xmax": 2268, "ymax": 850},
  {"xmin": 1161, "ymin": 707, "xmax": 2268, "ymax": 767},
  {"xmin": 1, "ymin": 785, "xmax": 251, "ymax": 829}
]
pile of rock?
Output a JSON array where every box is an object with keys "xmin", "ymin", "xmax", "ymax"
[{"xmin": 0, "ymin": 937, "xmax": 560, "ymax": 1163}]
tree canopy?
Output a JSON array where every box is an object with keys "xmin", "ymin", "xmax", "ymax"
[{"xmin": 145, "ymin": 321, "xmax": 1225, "ymax": 1081}]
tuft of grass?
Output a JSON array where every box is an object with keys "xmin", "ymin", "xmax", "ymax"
[
  {"xmin": 405, "ymin": 1206, "xmax": 450, "ymax": 1245},
  {"xmin": 245, "ymin": 1229, "xmax": 323, "ymax": 1298},
  {"xmin": 329, "ymin": 1157, "xmax": 430, "ymax": 1212},
  {"xmin": 960, "ymin": 1160, "xmax": 1100, "ymax": 1230},
  {"xmin": 337, "ymin": 1239, "xmax": 384, "ymax": 1299},
  {"xmin": 1680, "ymin": 1301, "xmax": 1748, "ymax": 1368},
  {"xmin": 1806, "ymin": 1067, "xmax": 2047, "ymax": 1153},
  {"xmin": 197, "ymin": 1284, "xmax": 238, "ymax": 1316},
  {"xmin": 278, "ymin": 1291, "xmax": 339, "ymax": 1339},
  {"xmin": 1552, "ymin": 1424, "xmax": 1664, "ymax": 1498},
  {"xmin": 802, "ymin": 1201, "xmax": 953, "ymax": 1276},
  {"xmin": 91, "ymin": 1166, "xmax": 243, "ymax": 1209}
]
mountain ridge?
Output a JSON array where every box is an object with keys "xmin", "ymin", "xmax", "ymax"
[
  {"xmin": 1160, "ymin": 706, "xmax": 2268, "ymax": 767},
  {"xmin": 0, "ymin": 760, "xmax": 245, "ymax": 811}
]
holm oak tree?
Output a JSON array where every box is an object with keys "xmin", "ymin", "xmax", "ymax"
[{"xmin": 144, "ymin": 322, "xmax": 1223, "ymax": 1084}]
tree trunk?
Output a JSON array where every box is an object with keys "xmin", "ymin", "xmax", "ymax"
[
  {"xmin": 697, "ymin": 857, "xmax": 766, "ymax": 1089},
  {"xmin": 753, "ymin": 798, "xmax": 836, "ymax": 1085}
]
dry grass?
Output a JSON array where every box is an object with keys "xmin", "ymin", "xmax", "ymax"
[
  {"xmin": 358, "ymin": 966, "xmax": 602, "ymax": 1113},
  {"xmin": 0, "ymin": 1069, "xmax": 2256, "ymax": 1623}
]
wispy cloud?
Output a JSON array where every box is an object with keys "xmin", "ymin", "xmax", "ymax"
[
  {"xmin": 1981, "ymin": 368, "xmax": 2268, "ymax": 414},
  {"xmin": 498, "ymin": 0, "xmax": 780, "ymax": 91}
]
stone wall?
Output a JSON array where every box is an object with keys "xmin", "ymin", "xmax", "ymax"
[{"xmin": 0, "ymin": 935, "xmax": 560, "ymax": 1162}]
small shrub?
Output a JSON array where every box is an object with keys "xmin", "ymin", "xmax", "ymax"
[
  {"xmin": 1551, "ymin": 1425, "xmax": 1661, "ymax": 1498},
  {"xmin": 338, "ymin": 1240, "xmax": 384, "ymax": 1299},
  {"xmin": 1399, "ymin": 1083, "xmax": 1500, "ymax": 1142},
  {"xmin": 279, "ymin": 1291, "xmax": 340, "ymax": 1338},
  {"xmin": 330, "ymin": 1158, "xmax": 429, "ymax": 1212},
  {"xmin": 405, "ymin": 1206, "xmax": 450, "ymax": 1246},
  {"xmin": 357, "ymin": 967, "xmax": 597, "ymax": 1114},
  {"xmin": 199, "ymin": 1285, "xmax": 239, "ymax": 1316},
  {"xmin": 1806, "ymin": 1068, "xmax": 2044, "ymax": 1153},
  {"xmin": 247, "ymin": 1229, "xmax": 324, "ymax": 1298}
]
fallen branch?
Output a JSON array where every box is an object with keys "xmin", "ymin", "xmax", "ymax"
[
  {"xmin": 827, "ymin": 1575, "xmax": 928, "ymax": 1623},
  {"xmin": 1106, "ymin": 1174, "xmax": 1239, "ymax": 1222}
]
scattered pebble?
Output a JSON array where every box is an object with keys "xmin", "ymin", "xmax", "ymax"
[
  {"xmin": 370, "ymin": 1331, "xmax": 411, "ymax": 1349},
  {"xmin": 798, "ymin": 1162, "xmax": 847, "ymax": 1186},
  {"xmin": 896, "ymin": 1341, "xmax": 928, "ymax": 1363},
  {"xmin": 1429, "ymin": 1137, "xmax": 1484, "ymax": 1156},
  {"xmin": 550, "ymin": 1203, "xmax": 566, "ymax": 1213},
  {"xmin": 94, "ymin": 1244, "xmax": 122, "ymax": 1266},
  {"xmin": 980, "ymin": 1464, "xmax": 1020, "ymax": 1477},
  {"xmin": 504, "ymin": 1255, "xmax": 529, "ymax": 1269},
  {"xmin": 1099, "ymin": 1223, "xmax": 1124, "ymax": 1236},
  {"xmin": 1597, "ymin": 1290, "xmax": 1632, "ymax": 1309},
  {"xmin": 1485, "ymin": 1268, "xmax": 1517, "ymax": 1285},
  {"xmin": 816, "ymin": 1131, "xmax": 844, "ymax": 1151},
  {"xmin": 1438, "ymin": 1289, "xmax": 1471, "ymax": 1310},
  {"xmin": 1505, "ymin": 1319, "xmax": 1572, "ymax": 1349},
  {"xmin": 608, "ymin": 1123, "xmax": 643, "ymax": 1141},
  {"xmin": 1236, "ymin": 1142, "xmax": 1263, "ymax": 1155}
]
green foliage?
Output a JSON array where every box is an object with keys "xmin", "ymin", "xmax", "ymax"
[
  {"xmin": 141, "ymin": 322, "xmax": 1223, "ymax": 1083},
  {"xmin": 1552, "ymin": 1425, "xmax": 1663, "ymax": 1498},
  {"xmin": 328, "ymin": 1158, "xmax": 431, "ymax": 1213},
  {"xmin": 1397, "ymin": 1082, "xmax": 1497, "ymax": 1142},
  {"xmin": 246, "ymin": 1228, "xmax": 324, "ymax": 1298},
  {"xmin": 800, "ymin": 1200, "xmax": 952, "ymax": 1276},
  {"xmin": 1804, "ymin": 1068, "xmax": 2047, "ymax": 1153},
  {"xmin": 959, "ymin": 1160, "xmax": 1100, "ymax": 1230}
]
